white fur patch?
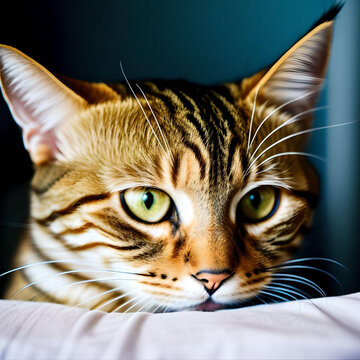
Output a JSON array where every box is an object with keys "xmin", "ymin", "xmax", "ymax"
[{"xmin": 171, "ymin": 191, "xmax": 194, "ymax": 225}]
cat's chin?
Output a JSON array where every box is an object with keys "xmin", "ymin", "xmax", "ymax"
[
  {"xmin": 193, "ymin": 296, "xmax": 258, "ymax": 312},
  {"xmin": 194, "ymin": 299, "xmax": 226, "ymax": 312}
]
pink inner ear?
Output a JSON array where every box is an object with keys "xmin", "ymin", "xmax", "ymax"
[
  {"xmin": 24, "ymin": 129, "xmax": 58, "ymax": 164},
  {"xmin": 8, "ymin": 93, "xmax": 58, "ymax": 157},
  {"xmin": 0, "ymin": 45, "xmax": 87, "ymax": 164},
  {"xmin": 253, "ymin": 23, "xmax": 332, "ymax": 114}
]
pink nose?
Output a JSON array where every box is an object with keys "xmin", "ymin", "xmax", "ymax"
[{"xmin": 193, "ymin": 271, "xmax": 232, "ymax": 291}]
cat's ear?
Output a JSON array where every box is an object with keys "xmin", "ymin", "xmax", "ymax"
[
  {"xmin": 0, "ymin": 45, "xmax": 88, "ymax": 164},
  {"xmin": 242, "ymin": 19, "xmax": 334, "ymax": 113}
]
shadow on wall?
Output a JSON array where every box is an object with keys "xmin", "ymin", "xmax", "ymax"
[{"xmin": 326, "ymin": 0, "xmax": 360, "ymax": 294}]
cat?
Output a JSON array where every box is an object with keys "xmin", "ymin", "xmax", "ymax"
[{"xmin": 0, "ymin": 7, "xmax": 339, "ymax": 312}]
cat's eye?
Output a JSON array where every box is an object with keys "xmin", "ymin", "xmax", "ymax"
[
  {"xmin": 237, "ymin": 186, "xmax": 279, "ymax": 222},
  {"xmin": 121, "ymin": 188, "xmax": 173, "ymax": 223}
]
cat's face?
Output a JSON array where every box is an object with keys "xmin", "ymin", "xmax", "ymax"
[{"xmin": 0, "ymin": 17, "xmax": 332, "ymax": 311}]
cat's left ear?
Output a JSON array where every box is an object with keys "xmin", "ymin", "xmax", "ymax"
[
  {"xmin": 0, "ymin": 45, "xmax": 89, "ymax": 164},
  {"xmin": 242, "ymin": 18, "xmax": 335, "ymax": 114}
]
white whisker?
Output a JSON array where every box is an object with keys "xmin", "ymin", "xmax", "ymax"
[
  {"xmin": 246, "ymin": 120, "xmax": 356, "ymax": 174},
  {"xmin": 270, "ymin": 281, "xmax": 311, "ymax": 298},
  {"xmin": 254, "ymin": 164, "xmax": 294, "ymax": 185},
  {"xmin": 136, "ymin": 299, "xmax": 154, "ymax": 313},
  {"xmin": 249, "ymin": 106, "xmax": 328, "ymax": 162},
  {"xmin": 95, "ymin": 290, "xmax": 138, "ymax": 311},
  {"xmin": 257, "ymin": 168, "xmax": 293, "ymax": 185},
  {"xmin": 246, "ymin": 151, "xmax": 325, "ymax": 177},
  {"xmin": 136, "ymin": 83, "xmax": 172, "ymax": 158},
  {"xmin": 272, "ymin": 273, "xmax": 326, "ymax": 298},
  {"xmin": 248, "ymin": 89, "xmax": 317, "ymax": 151},
  {"xmin": 268, "ymin": 280, "xmax": 329, "ymax": 311},
  {"xmin": 150, "ymin": 302, "xmax": 165, "ymax": 314},
  {"xmin": 272, "ymin": 277, "xmax": 323, "ymax": 298},
  {"xmin": 10, "ymin": 268, "xmax": 137, "ymax": 299},
  {"xmin": 254, "ymin": 295, "xmax": 269, "ymax": 305},
  {"xmin": 74, "ymin": 287, "xmax": 134, "ymax": 310},
  {"xmin": 0, "ymin": 259, "xmax": 127, "ymax": 278},
  {"xmin": 258, "ymin": 289, "xmax": 289, "ymax": 303},
  {"xmin": 125, "ymin": 295, "xmax": 151, "ymax": 313},
  {"xmin": 27, "ymin": 276, "xmax": 135, "ymax": 302},
  {"xmin": 266, "ymin": 285, "xmax": 308, "ymax": 300},
  {"xmin": 281, "ymin": 257, "xmax": 347, "ymax": 270},
  {"xmin": 242, "ymin": 179, "xmax": 292, "ymax": 193},
  {"xmin": 247, "ymin": 86, "xmax": 260, "ymax": 154},
  {"xmin": 255, "ymin": 163, "xmax": 277, "ymax": 175},
  {"xmin": 274, "ymin": 265, "xmax": 343, "ymax": 288},
  {"xmin": 111, "ymin": 294, "xmax": 143, "ymax": 313},
  {"xmin": 119, "ymin": 62, "xmax": 168, "ymax": 155}
]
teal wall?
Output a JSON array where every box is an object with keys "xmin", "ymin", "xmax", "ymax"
[
  {"xmin": 327, "ymin": 0, "xmax": 360, "ymax": 293},
  {"xmin": 18, "ymin": 0, "xmax": 336, "ymax": 83}
]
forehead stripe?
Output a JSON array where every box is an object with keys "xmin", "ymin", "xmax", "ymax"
[
  {"xmin": 171, "ymin": 153, "xmax": 181, "ymax": 187},
  {"xmin": 226, "ymin": 137, "xmax": 240, "ymax": 176},
  {"xmin": 182, "ymin": 139, "xmax": 207, "ymax": 181},
  {"xmin": 175, "ymin": 89, "xmax": 209, "ymax": 142}
]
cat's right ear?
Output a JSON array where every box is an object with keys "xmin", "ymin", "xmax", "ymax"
[
  {"xmin": 0, "ymin": 45, "xmax": 88, "ymax": 165},
  {"xmin": 240, "ymin": 16, "xmax": 336, "ymax": 115}
]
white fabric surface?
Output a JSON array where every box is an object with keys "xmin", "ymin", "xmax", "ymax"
[{"xmin": 0, "ymin": 293, "xmax": 359, "ymax": 360}]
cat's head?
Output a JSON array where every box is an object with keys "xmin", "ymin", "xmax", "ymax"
[{"xmin": 0, "ymin": 14, "xmax": 335, "ymax": 311}]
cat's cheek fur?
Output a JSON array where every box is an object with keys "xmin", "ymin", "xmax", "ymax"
[{"xmin": 168, "ymin": 191, "xmax": 194, "ymax": 226}]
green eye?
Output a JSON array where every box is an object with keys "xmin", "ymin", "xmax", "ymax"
[
  {"xmin": 238, "ymin": 186, "xmax": 279, "ymax": 222},
  {"xmin": 121, "ymin": 188, "xmax": 172, "ymax": 223}
]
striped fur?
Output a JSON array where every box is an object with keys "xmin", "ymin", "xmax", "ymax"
[{"xmin": 0, "ymin": 13, "xmax": 337, "ymax": 311}]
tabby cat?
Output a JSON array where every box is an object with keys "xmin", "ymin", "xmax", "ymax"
[{"xmin": 0, "ymin": 10, "xmax": 337, "ymax": 312}]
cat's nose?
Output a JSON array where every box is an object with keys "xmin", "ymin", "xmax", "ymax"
[{"xmin": 192, "ymin": 270, "xmax": 232, "ymax": 295}]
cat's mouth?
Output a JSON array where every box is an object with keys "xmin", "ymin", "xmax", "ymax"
[
  {"xmin": 193, "ymin": 296, "xmax": 258, "ymax": 311},
  {"xmin": 195, "ymin": 299, "xmax": 226, "ymax": 311}
]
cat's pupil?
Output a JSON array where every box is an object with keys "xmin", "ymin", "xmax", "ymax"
[
  {"xmin": 143, "ymin": 192, "xmax": 154, "ymax": 210},
  {"xmin": 249, "ymin": 191, "xmax": 261, "ymax": 209}
]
